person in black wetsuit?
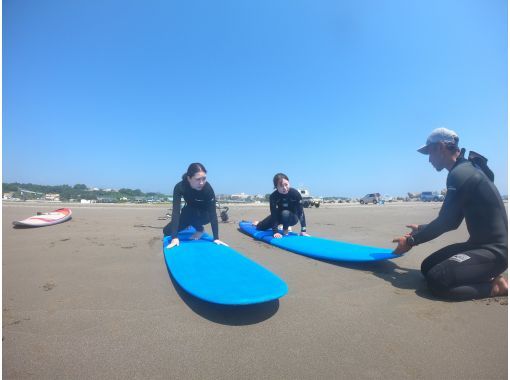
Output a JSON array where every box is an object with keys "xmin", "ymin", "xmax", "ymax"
[
  {"xmin": 393, "ymin": 128, "xmax": 508, "ymax": 300},
  {"xmin": 253, "ymin": 173, "xmax": 310, "ymax": 239},
  {"xmin": 163, "ymin": 163, "xmax": 227, "ymax": 249}
]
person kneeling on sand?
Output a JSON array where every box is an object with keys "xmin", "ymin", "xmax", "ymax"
[
  {"xmin": 393, "ymin": 128, "xmax": 508, "ymax": 300},
  {"xmin": 253, "ymin": 173, "xmax": 310, "ymax": 239},
  {"xmin": 164, "ymin": 163, "xmax": 228, "ymax": 249}
]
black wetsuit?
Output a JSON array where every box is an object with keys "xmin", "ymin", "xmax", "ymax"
[
  {"xmin": 163, "ymin": 180, "xmax": 219, "ymax": 240},
  {"xmin": 411, "ymin": 155, "xmax": 508, "ymax": 300},
  {"xmin": 256, "ymin": 188, "xmax": 307, "ymax": 233}
]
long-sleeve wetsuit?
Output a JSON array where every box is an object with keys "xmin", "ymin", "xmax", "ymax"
[
  {"xmin": 163, "ymin": 180, "xmax": 219, "ymax": 240},
  {"xmin": 256, "ymin": 188, "xmax": 307, "ymax": 233},
  {"xmin": 411, "ymin": 155, "xmax": 507, "ymax": 300}
]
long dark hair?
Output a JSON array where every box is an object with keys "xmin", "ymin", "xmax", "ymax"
[
  {"xmin": 273, "ymin": 173, "xmax": 289, "ymax": 189},
  {"xmin": 182, "ymin": 162, "xmax": 207, "ymax": 181}
]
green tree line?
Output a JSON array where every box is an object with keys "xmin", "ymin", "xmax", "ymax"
[{"xmin": 2, "ymin": 183, "xmax": 169, "ymax": 202}]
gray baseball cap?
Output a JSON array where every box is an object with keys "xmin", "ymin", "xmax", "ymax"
[{"xmin": 417, "ymin": 127, "xmax": 459, "ymax": 154}]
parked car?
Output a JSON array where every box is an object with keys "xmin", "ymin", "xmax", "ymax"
[
  {"xmin": 360, "ymin": 193, "xmax": 380, "ymax": 204},
  {"xmin": 303, "ymin": 196, "xmax": 321, "ymax": 208},
  {"xmin": 299, "ymin": 188, "xmax": 321, "ymax": 208},
  {"xmin": 420, "ymin": 191, "xmax": 445, "ymax": 202}
]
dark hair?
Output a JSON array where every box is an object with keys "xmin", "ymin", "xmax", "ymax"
[
  {"xmin": 445, "ymin": 141, "xmax": 460, "ymax": 153},
  {"xmin": 182, "ymin": 162, "xmax": 207, "ymax": 181},
  {"xmin": 447, "ymin": 135, "xmax": 460, "ymax": 152},
  {"xmin": 273, "ymin": 173, "xmax": 289, "ymax": 188}
]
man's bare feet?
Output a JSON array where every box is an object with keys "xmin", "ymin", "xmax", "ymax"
[
  {"xmin": 490, "ymin": 275, "xmax": 508, "ymax": 297},
  {"xmin": 252, "ymin": 221, "xmax": 259, "ymax": 226},
  {"xmin": 191, "ymin": 230, "xmax": 204, "ymax": 240}
]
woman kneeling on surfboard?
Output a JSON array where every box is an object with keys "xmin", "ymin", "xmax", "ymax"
[
  {"xmin": 164, "ymin": 163, "xmax": 228, "ymax": 249},
  {"xmin": 253, "ymin": 173, "xmax": 310, "ymax": 239}
]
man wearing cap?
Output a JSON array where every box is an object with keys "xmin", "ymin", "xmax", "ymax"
[{"xmin": 393, "ymin": 128, "xmax": 508, "ymax": 300}]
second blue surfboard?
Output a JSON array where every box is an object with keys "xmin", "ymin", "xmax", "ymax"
[{"xmin": 239, "ymin": 221, "xmax": 398, "ymax": 262}]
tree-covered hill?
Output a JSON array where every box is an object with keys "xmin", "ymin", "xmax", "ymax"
[{"xmin": 2, "ymin": 183, "xmax": 169, "ymax": 202}]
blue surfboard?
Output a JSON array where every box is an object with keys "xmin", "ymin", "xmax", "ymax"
[
  {"xmin": 163, "ymin": 228, "xmax": 288, "ymax": 305},
  {"xmin": 239, "ymin": 221, "xmax": 398, "ymax": 262}
]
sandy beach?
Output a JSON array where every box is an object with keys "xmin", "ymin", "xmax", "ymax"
[{"xmin": 2, "ymin": 201, "xmax": 507, "ymax": 379}]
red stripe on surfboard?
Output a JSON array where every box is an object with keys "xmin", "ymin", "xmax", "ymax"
[{"xmin": 53, "ymin": 208, "xmax": 71, "ymax": 215}]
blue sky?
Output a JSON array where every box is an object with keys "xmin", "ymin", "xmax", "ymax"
[{"xmin": 3, "ymin": 0, "xmax": 508, "ymax": 197}]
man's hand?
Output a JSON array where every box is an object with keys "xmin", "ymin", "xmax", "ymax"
[
  {"xmin": 392, "ymin": 236, "xmax": 412, "ymax": 255},
  {"xmin": 166, "ymin": 238, "xmax": 180, "ymax": 249},
  {"xmin": 405, "ymin": 224, "xmax": 420, "ymax": 236}
]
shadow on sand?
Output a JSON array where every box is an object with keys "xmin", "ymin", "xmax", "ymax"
[
  {"xmin": 166, "ymin": 266, "xmax": 280, "ymax": 326},
  {"xmin": 314, "ymin": 256, "xmax": 438, "ymax": 301}
]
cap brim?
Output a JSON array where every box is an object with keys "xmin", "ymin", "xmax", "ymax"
[{"xmin": 417, "ymin": 144, "xmax": 430, "ymax": 154}]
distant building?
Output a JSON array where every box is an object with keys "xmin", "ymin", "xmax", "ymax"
[
  {"xmin": 97, "ymin": 197, "xmax": 116, "ymax": 203},
  {"xmin": 45, "ymin": 193, "xmax": 61, "ymax": 201},
  {"xmin": 216, "ymin": 194, "xmax": 229, "ymax": 201},
  {"xmin": 3, "ymin": 192, "xmax": 14, "ymax": 200},
  {"xmin": 231, "ymin": 192, "xmax": 250, "ymax": 200}
]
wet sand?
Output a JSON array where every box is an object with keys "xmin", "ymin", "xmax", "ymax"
[{"xmin": 2, "ymin": 201, "xmax": 507, "ymax": 379}]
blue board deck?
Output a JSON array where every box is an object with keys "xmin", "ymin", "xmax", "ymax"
[
  {"xmin": 239, "ymin": 221, "xmax": 398, "ymax": 262},
  {"xmin": 163, "ymin": 229, "xmax": 288, "ymax": 305}
]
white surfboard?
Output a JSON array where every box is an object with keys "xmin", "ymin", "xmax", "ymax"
[{"xmin": 13, "ymin": 208, "xmax": 72, "ymax": 227}]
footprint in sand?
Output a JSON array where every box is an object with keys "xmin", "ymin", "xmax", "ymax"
[
  {"xmin": 148, "ymin": 236, "xmax": 161, "ymax": 248},
  {"xmin": 42, "ymin": 282, "xmax": 56, "ymax": 291},
  {"xmin": 86, "ymin": 237, "xmax": 105, "ymax": 247},
  {"xmin": 49, "ymin": 238, "xmax": 71, "ymax": 248}
]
